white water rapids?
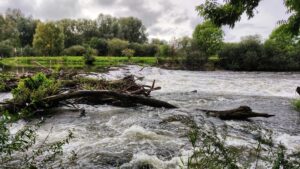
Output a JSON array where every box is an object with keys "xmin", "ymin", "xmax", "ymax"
[{"xmin": 1, "ymin": 65, "xmax": 300, "ymax": 168}]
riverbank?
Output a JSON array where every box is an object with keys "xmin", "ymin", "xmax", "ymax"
[{"xmin": 0, "ymin": 56, "xmax": 158, "ymax": 69}]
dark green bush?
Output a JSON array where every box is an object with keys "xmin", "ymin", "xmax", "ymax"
[
  {"xmin": 62, "ymin": 45, "xmax": 86, "ymax": 56},
  {"xmin": 0, "ymin": 44, "xmax": 14, "ymax": 57},
  {"xmin": 83, "ymin": 47, "xmax": 96, "ymax": 65},
  {"xmin": 89, "ymin": 37, "xmax": 108, "ymax": 56}
]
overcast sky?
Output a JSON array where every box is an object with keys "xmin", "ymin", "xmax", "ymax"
[{"xmin": 0, "ymin": 0, "xmax": 290, "ymax": 42}]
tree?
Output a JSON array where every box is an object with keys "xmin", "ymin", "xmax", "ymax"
[
  {"xmin": 96, "ymin": 14, "xmax": 119, "ymax": 39},
  {"xmin": 33, "ymin": 22, "xmax": 64, "ymax": 56},
  {"xmin": 197, "ymin": 0, "xmax": 300, "ymax": 35},
  {"xmin": 5, "ymin": 9, "xmax": 37, "ymax": 47},
  {"xmin": 57, "ymin": 19, "xmax": 83, "ymax": 48},
  {"xmin": 118, "ymin": 17, "xmax": 147, "ymax": 43},
  {"xmin": 193, "ymin": 21, "xmax": 223, "ymax": 56}
]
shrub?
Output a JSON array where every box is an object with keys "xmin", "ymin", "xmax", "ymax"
[
  {"xmin": 62, "ymin": 45, "xmax": 86, "ymax": 56},
  {"xmin": 83, "ymin": 47, "xmax": 96, "ymax": 65},
  {"xmin": 107, "ymin": 38, "xmax": 129, "ymax": 56},
  {"xmin": 0, "ymin": 44, "xmax": 14, "ymax": 57},
  {"xmin": 0, "ymin": 113, "xmax": 74, "ymax": 168},
  {"xmin": 219, "ymin": 36, "xmax": 264, "ymax": 71},
  {"xmin": 12, "ymin": 73, "xmax": 60, "ymax": 109},
  {"xmin": 122, "ymin": 48, "xmax": 135, "ymax": 60},
  {"xmin": 89, "ymin": 38, "xmax": 108, "ymax": 56},
  {"xmin": 22, "ymin": 45, "xmax": 37, "ymax": 56}
]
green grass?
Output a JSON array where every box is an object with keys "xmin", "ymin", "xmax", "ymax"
[
  {"xmin": 0, "ymin": 56, "xmax": 157, "ymax": 69},
  {"xmin": 293, "ymin": 99, "xmax": 300, "ymax": 112}
]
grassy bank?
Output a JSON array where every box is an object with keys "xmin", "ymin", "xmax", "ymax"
[{"xmin": 0, "ymin": 56, "xmax": 158, "ymax": 68}]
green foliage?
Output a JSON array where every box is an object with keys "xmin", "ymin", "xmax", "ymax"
[
  {"xmin": 0, "ymin": 43, "xmax": 14, "ymax": 57},
  {"xmin": 118, "ymin": 17, "xmax": 147, "ymax": 43},
  {"xmin": 0, "ymin": 113, "xmax": 74, "ymax": 168},
  {"xmin": 122, "ymin": 48, "xmax": 135, "ymax": 60},
  {"xmin": 219, "ymin": 35, "xmax": 263, "ymax": 71},
  {"xmin": 292, "ymin": 100, "xmax": 300, "ymax": 112},
  {"xmin": 129, "ymin": 43, "xmax": 158, "ymax": 57},
  {"xmin": 193, "ymin": 21, "xmax": 224, "ymax": 56},
  {"xmin": 83, "ymin": 47, "xmax": 96, "ymax": 65},
  {"xmin": 12, "ymin": 73, "xmax": 60, "ymax": 106},
  {"xmin": 107, "ymin": 38, "xmax": 129, "ymax": 56},
  {"xmin": 89, "ymin": 37, "xmax": 108, "ymax": 56},
  {"xmin": 33, "ymin": 22, "xmax": 65, "ymax": 56},
  {"xmin": 62, "ymin": 45, "xmax": 86, "ymax": 56},
  {"xmin": 180, "ymin": 120, "xmax": 300, "ymax": 169},
  {"xmin": 197, "ymin": 0, "xmax": 300, "ymax": 35}
]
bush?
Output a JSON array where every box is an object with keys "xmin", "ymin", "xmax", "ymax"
[
  {"xmin": 62, "ymin": 45, "xmax": 86, "ymax": 56},
  {"xmin": 89, "ymin": 38, "xmax": 108, "ymax": 56},
  {"xmin": 129, "ymin": 43, "xmax": 158, "ymax": 56},
  {"xmin": 122, "ymin": 48, "xmax": 135, "ymax": 60},
  {"xmin": 107, "ymin": 38, "xmax": 129, "ymax": 56},
  {"xmin": 83, "ymin": 47, "xmax": 96, "ymax": 65},
  {"xmin": 22, "ymin": 45, "xmax": 37, "ymax": 56},
  {"xmin": 12, "ymin": 73, "xmax": 60, "ymax": 108},
  {"xmin": 219, "ymin": 36, "xmax": 264, "ymax": 71},
  {"xmin": 0, "ymin": 44, "xmax": 14, "ymax": 57}
]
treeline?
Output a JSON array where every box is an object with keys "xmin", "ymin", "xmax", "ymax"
[
  {"xmin": 1, "ymin": 9, "xmax": 300, "ymax": 71},
  {"xmin": 0, "ymin": 9, "xmax": 161, "ymax": 57},
  {"xmin": 155, "ymin": 22, "xmax": 300, "ymax": 71}
]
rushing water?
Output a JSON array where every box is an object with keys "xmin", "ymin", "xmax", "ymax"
[{"xmin": 2, "ymin": 65, "xmax": 300, "ymax": 168}]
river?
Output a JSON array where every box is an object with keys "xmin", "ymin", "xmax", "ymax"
[{"xmin": 1, "ymin": 65, "xmax": 300, "ymax": 168}]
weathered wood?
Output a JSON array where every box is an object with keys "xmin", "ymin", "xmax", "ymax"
[
  {"xmin": 42, "ymin": 90, "xmax": 177, "ymax": 109},
  {"xmin": 297, "ymin": 87, "xmax": 300, "ymax": 96},
  {"xmin": 200, "ymin": 106, "xmax": 274, "ymax": 120}
]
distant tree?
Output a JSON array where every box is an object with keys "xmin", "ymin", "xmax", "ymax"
[
  {"xmin": 57, "ymin": 19, "xmax": 83, "ymax": 48},
  {"xmin": 5, "ymin": 9, "xmax": 37, "ymax": 47},
  {"xmin": 96, "ymin": 14, "xmax": 119, "ymax": 39},
  {"xmin": 89, "ymin": 37, "xmax": 108, "ymax": 56},
  {"xmin": 118, "ymin": 17, "xmax": 147, "ymax": 43},
  {"xmin": 197, "ymin": 0, "xmax": 300, "ymax": 35},
  {"xmin": 0, "ymin": 12, "xmax": 20, "ymax": 47},
  {"xmin": 193, "ymin": 21, "xmax": 223, "ymax": 56},
  {"xmin": 219, "ymin": 35, "xmax": 264, "ymax": 70},
  {"xmin": 33, "ymin": 22, "xmax": 64, "ymax": 56},
  {"xmin": 107, "ymin": 38, "xmax": 129, "ymax": 56},
  {"xmin": 265, "ymin": 24, "xmax": 299, "ymax": 53}
]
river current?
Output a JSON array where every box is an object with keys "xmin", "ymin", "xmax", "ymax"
[{"xmin": 2, "ymin": 65, "xmax": 300, "ymax": 168}]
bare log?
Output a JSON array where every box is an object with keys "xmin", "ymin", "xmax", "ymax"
[
  {"xmin": 200, "ymin": 106, "xmax": 274, "ymax": 120},
  {"xmin": 42, "ymin": 90, "xmax": 177, "ymax": 109}
]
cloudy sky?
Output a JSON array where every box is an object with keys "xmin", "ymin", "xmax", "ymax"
[{"xmin": 0, "ymin": 0, "xmax": 290, "ymax": 42}]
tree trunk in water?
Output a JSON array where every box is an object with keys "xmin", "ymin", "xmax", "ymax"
[
  {"xmin": 42, "ymin": 90, "xmax": 177, "ymax": 109},
  {"xmin": 200, "ymin": 106, "xmax": 274, "ymax": 120}
]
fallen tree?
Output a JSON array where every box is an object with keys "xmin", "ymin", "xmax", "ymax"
[
  {"xmin": 0, "ymin": 72, "xmax": 176, "ymax": 118},
  {"xmin": 200, "ymin": 106, "xmax": 275, "ymax": 120}
]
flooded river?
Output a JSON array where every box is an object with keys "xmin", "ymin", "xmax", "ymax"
[{"xmin": 1, "ymin": 66, "xmax": 300, "ymax": 168}]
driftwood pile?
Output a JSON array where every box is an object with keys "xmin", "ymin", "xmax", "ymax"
[{"xmin": 0, "ymin": 71, "xmax": 176, "ymax": 116}]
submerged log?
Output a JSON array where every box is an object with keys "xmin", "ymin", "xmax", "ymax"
[
  {"xmin": 42, "ymin": 90, "xmax": 177, "ymax": 109},
  {"xmin": 200, "ymin": 106, "xmax": 275, "ymax": 120},
  {"xmin": 297, "ymin": 87, "xmax": 300, "ymax": 96}
]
